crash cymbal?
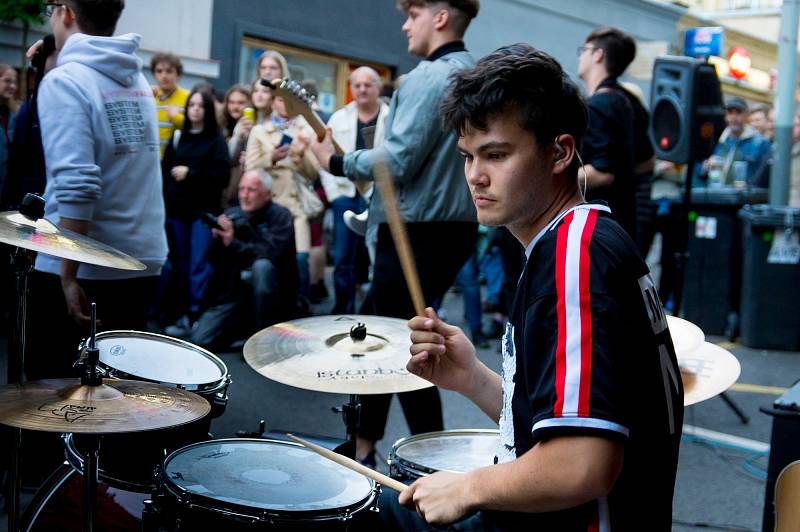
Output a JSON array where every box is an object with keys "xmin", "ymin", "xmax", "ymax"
[
  {"xmin": 666, "ymin": 315, "xmax": 704, "ymax": 357},
  {"xmin": 679, "ymin": 342, "xmax": 741, "ymax": 406},
  {"xmin": 0, "ymin": 378, "xmax": 210, "ymax": 433},
  {"xmin": 0, "ymin": 211, "xmax": 145, "ymax": 270},
  {"xmin": 244, "ymin": 315, "xmax": 432, "ymax": 395}
]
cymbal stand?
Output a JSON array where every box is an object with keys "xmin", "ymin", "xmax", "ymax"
[
  {"xmin": 332, "ymin": 394, "xmax": 360, "ymax": 459},
  {"xmin": 79, "ymin": 303, "xmax": 101, "ymax": 532},
  {"xmin": 331, "ymin": 323, "xmax": 368, "ymax": 460},
  {"xmin": 6, "ymin": 194, "xmax": 44, "ymax": 532}
]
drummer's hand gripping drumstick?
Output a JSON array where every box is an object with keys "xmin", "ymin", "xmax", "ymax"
[
  {"xmin": 287, "ymin": 434, "xmax": 408, "ymax": 493},
  {"xmin": 373, "ymin": 159, "xmax": 426, "ymax": 317}
]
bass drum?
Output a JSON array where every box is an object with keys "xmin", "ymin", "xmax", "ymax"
[
  {"xmin": 21, "ymin": 463, "xmax": 147, "ymax": 532},
  {"xmin": 388, "ymin": 429, "xmax": 499, "ymax": 481},
  {"xmin": 71, "ymin": 330, "xmax": 231, "ymax": 491},
  {"xmin": 153, "ymin": 439, "xmax": 378, "ymax": 530}
]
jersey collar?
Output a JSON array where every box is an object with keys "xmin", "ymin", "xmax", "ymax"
[{"xmin": 524, "ymin": 202, "xmax": 611, "ymax": 259}]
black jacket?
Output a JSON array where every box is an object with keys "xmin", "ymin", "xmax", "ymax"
[
  {"xmin": 206, "ymin": 202, "xmax": 298, "ymax": 310},
  {"xmin": 162, "ymin": 130, "xmax": 230, "ymax": 220}
]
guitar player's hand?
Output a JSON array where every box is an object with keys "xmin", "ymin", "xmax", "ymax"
[{"xmin": 310, "ymin": 128, "xmax": 335, "ymax": 172}]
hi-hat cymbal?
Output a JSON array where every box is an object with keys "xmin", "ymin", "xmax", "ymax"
[
  {"xmin": 244, "ymin": 315, "xmax": 432, "ymax": 395},
  {"xmin": 0, "ymin": 378, "xmax": 210, "ymax": 433},
  {"xmin": 666, "ymin": 315, "xmax": 704, "ymax": 357},
  {"xmin": 0, "ymin": 211, "xmax": 145, "ymax": 270},
  {"xmin": 679, "ymin": 342, "xmax": 741, "ymax": 406}
]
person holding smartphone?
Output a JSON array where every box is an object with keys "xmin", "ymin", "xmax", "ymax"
[
  {"xmin": 245, "ymin": 90, "xmax": 319, "ymax": 304},
  {"xmin": 161, "ymin": 88, "xmax": 231, "ymax": 334}
]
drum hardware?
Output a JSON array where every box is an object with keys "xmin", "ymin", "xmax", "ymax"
[
  {"xmin": 0, "ymin": 193, "xmax": 146, "ymax": 531},
  {"xmin": 67, "ymin": 331, "xmax": 230, "ymax": 492},
  {"xmin": 388, "ymin": 429, "xmax": 500, "ymax": 482}
]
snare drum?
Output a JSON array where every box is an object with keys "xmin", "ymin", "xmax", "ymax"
[
  {"xmin": 69, "ymin": 331, "xmax": 231, "ymax": 491},
  {"xmin": 153, "ymin": 439, "xmax": 378, "ymax": 530},
  {"xmin": 389, "ymin": 429, "xmax": 499, "ymax": 481}
]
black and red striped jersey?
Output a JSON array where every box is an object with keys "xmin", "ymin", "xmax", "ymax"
[{"xmin": 495, "ymin": 203, "xmax": 683, "ymax": 531}]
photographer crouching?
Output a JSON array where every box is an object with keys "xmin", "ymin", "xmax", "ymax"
[{"xmin": 188, "ymin": 169, "xmax": 299, "ymax": 348}]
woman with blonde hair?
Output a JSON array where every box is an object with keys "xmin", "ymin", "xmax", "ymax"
[
  {"xmin": 256, "ymin": 50, "xmax": 289, "ymax": 82},
  {"xmin": 245, "ymin": 89, "xmax": 318, "ymax": 302}
]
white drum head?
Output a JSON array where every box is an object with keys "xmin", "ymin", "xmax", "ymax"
[
  {"xmin": 96, "ymin": 331, "xmax": 226, "ymax": 386},
  {"xmin": 163, "ymin": 439, "xmax": 374, "ymax": 513},
  {"xmin": 393, "ymin": 430, "xmax": 499, "ymax": 474}
]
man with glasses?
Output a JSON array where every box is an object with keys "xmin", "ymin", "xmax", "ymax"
[
  {"xmin": 27, "ymin": 0, "xmax": 167, "ymax": 380},
  {"xmin": 577, "ymin": 27, "xmax": 638, "ymax": 239}
]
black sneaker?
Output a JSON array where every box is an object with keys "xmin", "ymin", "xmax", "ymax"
[
  {"xmin": 357, "ymin": 450, "xmax": 377, "ymax": 469},
  {"xmin": 310, "ymin": 281, "xmax": 329, "ymax": 303}
]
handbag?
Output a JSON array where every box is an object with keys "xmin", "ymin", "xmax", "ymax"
[{"xmin": 293, "ymin": 172, "xmax": 325, "ymax": 218}]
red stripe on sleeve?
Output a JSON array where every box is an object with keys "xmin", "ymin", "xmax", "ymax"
[
  {"xmin": 553, "ymin": 211, "xmax": 574, "ymax": 417},
  {"xmin": 577, "ymin": 209, "xmax": 599, "ymax": 416}
]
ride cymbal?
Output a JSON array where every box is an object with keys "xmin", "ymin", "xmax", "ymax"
[
  {"xmin": 0, "ymin": 378, "xmax": 210, "ymax": 433},
  {"xmin": 679, "ymin": 342, "xmax": 741, "ymax": 406},
  {"xmin": 244, "ymin": 315, "xmax": 432, "ymax": 395},
  {"xmin": 0, "ymin": 211, "xmax": 145, "ymax": 270},
  {"xmin": 666, "ymin": 315, "xmax": 704, "ymax": 357}
]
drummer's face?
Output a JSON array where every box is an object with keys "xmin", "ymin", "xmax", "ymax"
[{"xmin": 458, "ymin": 112, "xmax": 553, "ymax": 241}]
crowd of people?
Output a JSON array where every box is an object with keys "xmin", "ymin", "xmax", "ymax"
[{"xmin": 0, "ymin": 0, "xmax": 793, "ymax": 529}]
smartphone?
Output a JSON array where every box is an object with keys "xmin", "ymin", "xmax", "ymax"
[
  {"xmin": 278, "ymin": 133, "xmax": 293, "ymax": 147},
  {"xmin": 201, "ymin": 212, "xmax": 223, "ymax": 230}
]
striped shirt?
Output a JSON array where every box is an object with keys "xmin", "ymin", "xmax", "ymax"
[{"xmin": 496, "ymin": 202, "xmax": 683, "ymax": 531}]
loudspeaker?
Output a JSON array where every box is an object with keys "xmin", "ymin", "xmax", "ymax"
[{"xmin": 649, "ymin": 56, "xmax": 725, "ymax": 163}]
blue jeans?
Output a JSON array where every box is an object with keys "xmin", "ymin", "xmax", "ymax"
[
  {"xmin": 480, "ymin": 245, "xmax": 504, "ymax": 307},
  {"xmin": 331, "ymin": 195, "xmax": 367, "ymax": 313},
  {"xmin": 190, "ymin": 258, "xmax": 279, "ymax": 347},
  {"xmin": 163, "ymin": 217, "xmax": 214, "ymax": 316},
  {"xmin": 454, "ymin": 252, "xmax": 482, "ymax": 336}
]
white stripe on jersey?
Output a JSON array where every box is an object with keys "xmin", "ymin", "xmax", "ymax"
[
  {"xmin": 561, "ymin": 208, "xmax": 591, "ymax": 415},
  {"xmin": 532, "ymin": 417, "xmax": 629, "ymax": 436}
]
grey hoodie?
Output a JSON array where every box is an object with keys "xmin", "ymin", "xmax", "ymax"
[{"xmin": 36, "ymin": 32, "xmax": 167, "ymax": 279}]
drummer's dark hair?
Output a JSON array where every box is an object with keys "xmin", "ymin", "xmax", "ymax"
[{"xmin": 440, "ymin": 43, "xmax": 587, "ymax": 178}]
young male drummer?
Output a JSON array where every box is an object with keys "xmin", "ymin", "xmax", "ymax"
[{"xmin": 393, "ymin": 44, "xmax": 684, "ymax": 531}]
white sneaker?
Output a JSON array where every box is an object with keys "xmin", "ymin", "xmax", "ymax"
[{"xmin": 343, "ymin": 209, "xmax": 368, "ymax": 236}]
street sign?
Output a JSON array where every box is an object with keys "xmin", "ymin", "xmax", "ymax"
[{"xmin": 684, "ymin": 27, "xmax": 724, "ymax": 59}]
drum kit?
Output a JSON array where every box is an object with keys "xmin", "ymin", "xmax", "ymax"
[{"xmin": 0, "ymin": 194, "xmax": 743, "ymax": 531}]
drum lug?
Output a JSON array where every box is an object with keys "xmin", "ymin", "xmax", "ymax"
[
  {"xmin": 370, "ymin": 484, "xmax": 383, "ymax": 512},
  {"xmin": 141, "ymin": 499, "xmax": 159, "ymax": 532}
]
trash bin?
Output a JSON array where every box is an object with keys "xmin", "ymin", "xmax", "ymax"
[
  {"xmin": 678, "ymin": 187, "xmax": 768, "ymax": 336},
  {"xmin": 738, "ymin": 204, "xmax": 800, "ymax": 351},
  {"xmin": 761, "ymin": 381, "xmax": 800, "ymax": 531}
]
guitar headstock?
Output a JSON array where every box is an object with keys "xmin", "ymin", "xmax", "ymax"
[
  {"xmin": 270, "ymin": 78, "xmax": 316, "ymax": 120},
  {"xmin": 264, "ymin": 77, "xmax": 344, "ymax": 155}
]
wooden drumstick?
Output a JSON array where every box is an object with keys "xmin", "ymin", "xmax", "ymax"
[
  {"xmin": 373, "ymin": 159, "xmax": 426, "ymax": 317},
  {"xmin": 287, "ymin": 434, "xmax": 408, "ymax": 493}
]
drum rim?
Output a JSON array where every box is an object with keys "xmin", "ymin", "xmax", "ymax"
[
  {"xmin": 92, "ymin": 330, "xmax": 229, "ymax": 392},
  {"xmin": 159, "ymin": 438, "xmax": 376, "ymax": 520},
  {"xmin": 63, "ymin": 433, "xmax": 158, "ymax": 493},
  {"xmin": 389, "ymin": 429, "xmax": 499, "ymax": 477}
]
